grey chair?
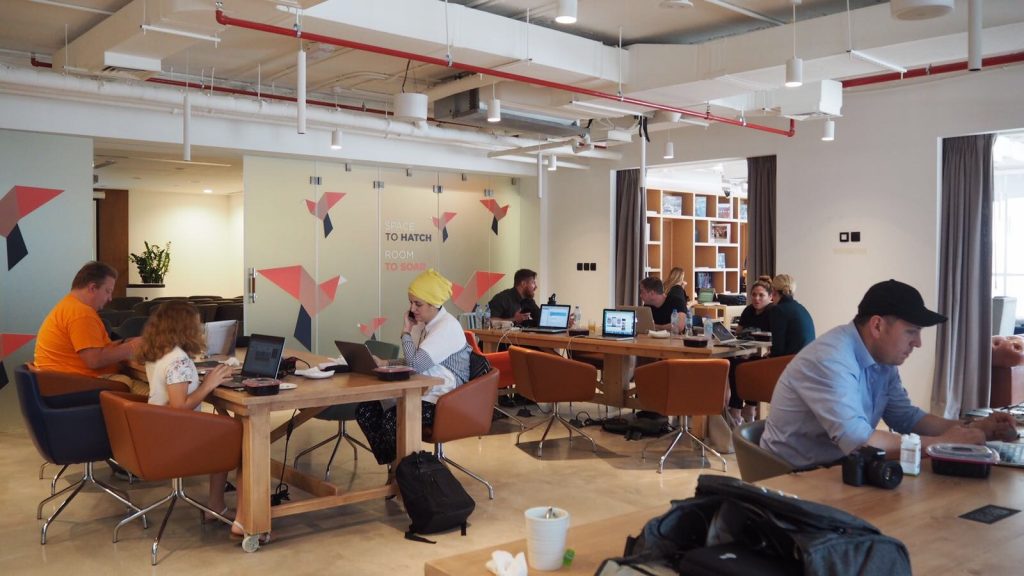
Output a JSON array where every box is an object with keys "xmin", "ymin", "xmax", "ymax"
[
  {"xmin": 108, "ymin": 296, "xmax": 143, "ymax": 311},
  {"xmin": 114, "ymin": 316, "xmax": 149, "ymax": 339},
  {"xmin": 99, "ymin": 309, "xmax": 135, "ymax": 328},
  {"xmin": 194, "ymin": 303, "xmax": 217, "ymax": 323},
  {"xmin": 292, "ymin": 404, "xmax": 370, "ymax": 480},
  {"xmin": 732, "ymin": 420, "xmax": 794, "ymax": 483},
  {"xmin": 214, "ymin": 303, "xmax": 243, "ymax": 322}
]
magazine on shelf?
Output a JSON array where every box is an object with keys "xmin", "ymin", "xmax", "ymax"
[
  {"xmin": 694, "ymin": 196, "xmax": 707, "ymax": 217},
  {"xmin": 717, "ymin": 202, "xmax": 732, "ymax": 219},
  {"xmin": 717, "ymin": 253, "xmax": 727, "ymax": 269},
  {"xmin": 662, "ymin": 195, "xmax": 682, "ymax": 216},
  {"xmin": 739, "ymin": 203, "xmax": 748, "ymax": 221},
  {"xmin": 711, "ymin": 223, "xmax": 731, "ymax": 243},
  {"xmin": 696, "ymin": 271, "xmax": 713, "ymax": 289}
]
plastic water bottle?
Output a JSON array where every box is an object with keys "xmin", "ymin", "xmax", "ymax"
[
  {"xmin": 685, "ymin": 313, "xmax": 693, "ymax": 336},
  {"xmin": 482, "ymin": 304, "xmax": 491, "ymax": 329},
  {"xmin": 573, "ymin": 305, "xmax": 582, "ymax": 328},
  {"xmin": 670, "ymin": 309, "xmax": 679, "ymax": 336},
  {"xmin": 703, "ymin": 317, "xmax": 713, "ymax": 341},
  {"xmin": 900, "ymin": 433, "xmax": 921, "ymax": 476}
]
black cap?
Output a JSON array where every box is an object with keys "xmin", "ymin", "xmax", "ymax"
[{"xmin": 858, "ymin": 279, "xmax": 947, "ymax": 327}]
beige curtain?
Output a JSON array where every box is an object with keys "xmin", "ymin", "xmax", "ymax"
[
  {"xmin": 932, "ymin": 134, "xmax": 995, "ymax": 417},
  {"xmin": 746, "ymin": 156, "xmax": 777, "ymax": 285},
  {"xmin": 615, "ymin": 169, "xmax": 643, "ymax": 305}
]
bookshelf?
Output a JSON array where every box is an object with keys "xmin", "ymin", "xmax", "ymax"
[{"xmin": 645, "ymin": 188, "xmax": 748, "ymax": 294}]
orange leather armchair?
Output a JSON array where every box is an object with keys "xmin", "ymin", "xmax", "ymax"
[
  {"xmin": 423, "ymin": 370, "xmax": 500, "ymax": 499},
  {"xmin": 735, "ymin": 354, "xmax": 795, "ymax": 406},
  {"xmin": 633, "ymin": 359, "xmax": 730, "ymax": 473},
  {"xmin": 100, "ymin": 391, "xmax": 243, "ymax": 565},
  {"xmin": 464, "ymin": 331, "xmax": 526, "ymax": 428},
  {"xmin": 509, "ymin": 346, "xmax": 598, "ymax": 457}
]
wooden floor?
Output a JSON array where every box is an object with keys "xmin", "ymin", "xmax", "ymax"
[{"xmin": 0, "ymin": 402, "xmax": 737, "ymax": 574}]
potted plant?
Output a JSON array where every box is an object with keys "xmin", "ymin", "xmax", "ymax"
[{"xmin": 130, "ymin": 241, "xmax": 171, "ymax": 284}]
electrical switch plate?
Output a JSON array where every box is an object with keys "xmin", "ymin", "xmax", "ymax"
[
  {"xmin": 590, "ymin": 262, "xmax": 597, "ymax": 271},
  {"xmin": 840, "ymin": 232, "xmax": 849, "ymax": 242},
  {"xmin": 576, "ymin": 263, "xmax": 583, "ymax": 271},
  {"xmin": 851, "ymin": 231, "xmax": 861, "ymax": 242}
]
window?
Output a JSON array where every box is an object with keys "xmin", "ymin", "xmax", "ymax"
[{"xmin": 992, "ymin": 131, "xmax": 1024, "ymax": 320}]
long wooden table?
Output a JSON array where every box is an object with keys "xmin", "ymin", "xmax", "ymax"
[
  {"xmin": 205, "ymin": 349, "xmax": 437, "ymax": 544},
  {"xmin": 425, "ymin": 465, "xmax": 1024, "ymax": 574},
  {"xmin": 472, "ymin": 328, "xmax": 766, "ymax": 408}
]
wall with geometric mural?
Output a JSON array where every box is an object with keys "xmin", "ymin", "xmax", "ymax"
[
  {"xmin": 243, "ymin": 155, "xmax": 538, "ymax": 356},
  {"xmin": 0, "ymin": 129, "xmax": 95, "ymax": 431}
]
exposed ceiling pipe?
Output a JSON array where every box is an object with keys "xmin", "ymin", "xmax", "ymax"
[
  {"xmin": 296, "ymin": 48, "xmax": 306, "ymax": 133},
  {"xmin": 841, "ymin": 50, "xmax": 1024, "ymax": 88},
  {"xmin": 214, "ymin": 8, "xmax": 795, "ymax": 138},
  {"xmin": 1, "ymin": 63, "xmax": 609, "ymax": 157},
  {"xmin": 968, "ymin": 0, "xmax": 982, "ymax": 71}
]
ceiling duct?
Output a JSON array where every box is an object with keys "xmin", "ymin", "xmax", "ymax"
[
  {"xmin": 52, "ymin": 0, "xmax": 225, "ymax": 79},
  {"xmin": 433, "ymin": 89, "xmax": 582, "ymax": 138}
]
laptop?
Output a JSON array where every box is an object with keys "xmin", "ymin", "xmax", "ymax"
[
  {"xmin": 204, "ymin": 319, "xmax": 238, "ymax": 357},
  {"xmin": 710, "ymin": 320, "xmax": 752, "ymax": 348},
  {"xmin": 520, "ymin": 304, "xmax": 571, "ymax": 333},
  {"xmin": 222, "ymin": 333, "xmax": 286, "ymax": 388},
  {"xmin": 698, "ymin": 288, "xmax": 716, "ymax": 304},
  {"xmin": 617, "ymin": 305, "xmax": 655, "ymax": 335},
  {"xmin": 595, "ymin": 308, "xmax": 636, "ymax": 340},
  {"xmin": 335, "ymin": 340, "xmax": 380, "ymax": 375}
]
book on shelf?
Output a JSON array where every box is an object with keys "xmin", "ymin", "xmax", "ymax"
[
  {"xmin": 662, "ymin": 195, "xmax": 682, "ymax": 216},
  {"xmin": 694, "ymin": 196, "xmax": 707, "ymax": 217},
  {"xmin": 739, "ymin": 203, "xmax": 748, "ymax": 221},
  {"xmin": 696, "ymin": 271, "xmax": 713, "ymax": 289},
  {"xmin": 710, "ymin": 223, "xmax": 731, "ymax": 243},
  {"xmin": 717, "ymin": 202, "xmax": 732, "ymax": 219},
  {"xmin": 717, "ymin": 253, "xmax": 727, "ymax": 269}
]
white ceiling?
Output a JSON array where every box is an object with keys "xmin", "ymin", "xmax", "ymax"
[{"xmin": 1, "ymin": 0, "xmax": 1022, "ymax": 192}]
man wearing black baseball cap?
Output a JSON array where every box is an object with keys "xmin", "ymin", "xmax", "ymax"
[{"xmin": 761, "ymin": 279, "xmax": 1017, "ymax": 470}]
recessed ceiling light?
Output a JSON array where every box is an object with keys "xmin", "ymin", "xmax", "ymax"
[{"xmin": 203, "ymin": 188, "xmax": 213, "ymax": 194}]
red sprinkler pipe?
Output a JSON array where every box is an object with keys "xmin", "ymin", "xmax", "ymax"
[
  {"xmin": 842, "ymin": 50, "xmax": 1024, "ymax": 88},
  {"xmin": 215, "ymin": 8, "xmax": 795, "ymax": 138}
]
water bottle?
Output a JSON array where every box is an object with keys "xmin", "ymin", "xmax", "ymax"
[
  {"xmin": 482, "ymin": 304, "xmax": 491, "ymax": 329},
  {"xmin": 573, "ymin": 305, "xmax": 582, "ymax": 329},
  {"xmin": 703, "ymin": 317, "xmax": 713, "ymax": 341},
  {"xmin": 685, "ymin": 312, "xmax": 693, "ymax": 336},
  {"xmin": 670, "ymin": 309, "xmax": 679, "ymax": 336}
]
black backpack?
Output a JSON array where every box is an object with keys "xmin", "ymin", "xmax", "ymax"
[
  {"xmin": 598, "ymin": 474, "xmax": 911, "ymax": 576},
  {"xmin": 395, "ymin": 451, "xmax": 475, "ymax": 543}
]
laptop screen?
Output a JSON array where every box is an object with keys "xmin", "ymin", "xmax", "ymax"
[
  {"xmin": 711, "ymin": 321, "xmax": 736, "ymax": 343},
  {"xmin": 537, "ymin": 305, "xmax": 571, "ymax": 329},
  {"xmin": 603, "ymin": 309, "xmax": 636, "ymax": 337},
  {"xmin": 241, "ymin": 334, "xmax": 285, "ymax": 378},
  {"xmin": 698, "ymin": 289, "xmax": 715, "ymax": 304},
  {"xmin": 204, "ymin": 320, "xmax": 237, "ymax": 357}
]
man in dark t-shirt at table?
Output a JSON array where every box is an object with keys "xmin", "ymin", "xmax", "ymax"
[
  {"xmin": 639, "ymin": 276, "xmax": 688, "ymax": 330},
  {"xmin": 488, "ymin": 268, "xmax": 542, "ymax": 327}
]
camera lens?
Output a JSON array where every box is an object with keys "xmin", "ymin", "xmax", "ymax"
[{"xmin": 866, "ymin": 460, "xmax": 903, "ymax": 489}]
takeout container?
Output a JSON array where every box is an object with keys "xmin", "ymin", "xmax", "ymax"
[
  {"xmin": 243, "ymin": 377, "xmax": 281, "ymax": 396},
  {"xmin": 373, "ymin": 366, "xmax": 414, "ymax": 381},
  {"xmin": 926, "ymin": 443, "xmax": 999, "ymax": 478},
  {"xmin": 751, "ymin": 331, "xmax": 772, "ymax": 342},
  {"xmin": 682, "ymin": 336, "xmax": 710, "ymax": 348}
]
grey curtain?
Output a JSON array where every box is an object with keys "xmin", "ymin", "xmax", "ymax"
[
  {"xmin": 746, "ymin": 156, "xmax": 777, "ymax": 286},
  {"xmin": 932, "ymin": 134, "xmax": 995, "ymax": 418},
  {"xmin": 615, "ymin": 168, "xmax": 643, "ymax": 305}
]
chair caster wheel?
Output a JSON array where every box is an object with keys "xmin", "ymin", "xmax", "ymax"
[{"xmin": 241, "ymin": 535, "xmax": 261, "ymax": 553}]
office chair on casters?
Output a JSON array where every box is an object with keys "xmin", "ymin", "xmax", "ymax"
[
  {"xmin": 100, "ymin": 391, "xmax": 244, "ymax": 564},
  {"xmin": 633, "ymin": 359, "xmax": 730, "ymax": 474},
  {"xmin": 509, "ymin": 346, "xmax": 598, "ymax": 457},
  {"xmin": 733, "ymin": 420, "xmax": 794, "ymax": 483},
  {"xmin": 424, "ymin": 370, "xmax": 500, "ymax": 499},
  {"xmin": 15, "ymin": 366, "xmax": 147, "ymax": 545},
  {"xmin": 292, "ymin": 403, "xmax": 371, "ymax": 480}
]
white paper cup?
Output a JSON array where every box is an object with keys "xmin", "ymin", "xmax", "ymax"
[{"xmin": 524, "ymin": 507, "xmax": 570, "ymax": 571}]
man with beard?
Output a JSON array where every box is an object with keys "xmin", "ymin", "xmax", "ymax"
[{"xmin": 488, "ymin": 268, "xmax": 541, "ymax": 327}]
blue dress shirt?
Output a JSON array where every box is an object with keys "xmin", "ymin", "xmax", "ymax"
[{"xmin": 760, "ymin": 323, "xmax": 926, "ymax": 469}]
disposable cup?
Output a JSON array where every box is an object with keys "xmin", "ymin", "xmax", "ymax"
[{"xmin": 524, "ymin": 506, "xmax": 570, "ymax": 571}]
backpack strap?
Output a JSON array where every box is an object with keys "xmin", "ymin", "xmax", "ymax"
[
  {"xmin": 461, "ymin": 522, "xmax": 467, "ymax": 536},
  {"xmin": 405, "ymin": 528, "xmax": 436, "ymax": 544}
]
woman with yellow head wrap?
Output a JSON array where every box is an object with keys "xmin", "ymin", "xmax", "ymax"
[{"xmin": 356, "ymin": 268, "xmax": 471, "ymax": 465}]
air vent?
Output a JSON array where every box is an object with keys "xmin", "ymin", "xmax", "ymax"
[{"xmin": 433, "ymin": 89, "xmax": 582, "ymax": 138}]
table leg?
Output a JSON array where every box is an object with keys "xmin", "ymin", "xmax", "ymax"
[
  {"xmin": 395, "ymin": 387, "xmax": 423, "ymax": 462},
  {"xmin": 600, "ymin": 355, "xmax": 632, "ymax": 407},
  {"xmin": 238, "ymin": 405, "xmax": 271, "ymax": 536}
]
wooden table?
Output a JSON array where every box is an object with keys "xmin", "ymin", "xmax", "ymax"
[
  {"xmin": 472, "ymin": 328, "xmax": 765, "ymax": 408},
  {"xmin": 426, "ymin": 465, "xmax": 1024, "ymax": 574},
  {"xmin": 205, "ymin": 349, "xmax": 437, "ymax": 544}
]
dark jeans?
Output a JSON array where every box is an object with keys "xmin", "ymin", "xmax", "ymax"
[
  {"xmin": 355, "ymin": 400, "xmax": 436, "ymax": 465},
  {"xmin": 728, "ymin": 356, "xmax": 758, "ymax": 409}
]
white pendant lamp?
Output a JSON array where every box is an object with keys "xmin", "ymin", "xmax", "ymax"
[
  {"xmin": 663, "ymin": 141, "xmax": 675, "ymax": 160},
  {"xmin": 785, "ymin": 1, "xmax": 802, "ymax": 88},
  {"xmin": 297, "ymin": 49, "xmax": 306, "ymax": 134},
  {"xmin": 822, "ymin": 118, "xmax": 835, "ymax": 142},
  {"xmin": 556, "ymin": 0, "xmax": 577, "ymax": 25},
  {"xmin": 330, "ymin": 129, "xmax": 343, "ymax": 150},
  {"xmin": 548, "ymin": 155, "xmax": 558, "ymax": 171},
  {"xmin": 487, "ymin": 84, "xmax": 501, "ymax": 123}
]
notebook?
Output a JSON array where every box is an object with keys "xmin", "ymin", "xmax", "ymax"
[
  {"xmin": 222, "ymin": 333, "xmax": 285, "ymax": 388},
  {"xmin": 521, "ymin": 304, "xmax": 571, "ymax": 333},
  {"xmin": 616, "ymin": 305, "xmax": 655, "ymax": 335},
  {"xmin": 204, "ymin": 319, "xmax": 238, "ymax": 357},
  {"xmin": 594, "ymin": 308, "xmax": 636, "ymax": 340},
  {"xmin": 335, "ymin": 340, "xmax": 380, "ymax": 375}
]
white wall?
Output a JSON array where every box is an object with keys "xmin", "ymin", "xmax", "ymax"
[
  {"xmin": 0, "ymin": 129, "xmax": 94, "ymax": 431},
  {"xmin": 546, "ymin": 65, "xmax": 1024, "ymax": 412},
  {"xmin": 128, "ymin": 190, "xmax": 244, "ymax": 298}
]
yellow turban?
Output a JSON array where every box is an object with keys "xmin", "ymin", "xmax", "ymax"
[{"xmin": 408, "ymin": 268, "xmax": 452, "ymax": 307}]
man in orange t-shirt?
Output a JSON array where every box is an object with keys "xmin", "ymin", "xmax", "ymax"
[{"xmin": 34, "ymin": 261, "xmax": 144, "ymax": 392}]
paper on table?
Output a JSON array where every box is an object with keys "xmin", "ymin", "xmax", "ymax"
[{"xmin": 485, "ymin": 550, "xmax": 527, "ymax": 576}]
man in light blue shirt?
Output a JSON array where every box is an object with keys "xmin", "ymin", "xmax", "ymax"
[{"xmin": 761, "ymin": 279, "xmax": 1017, "ymax": 469}]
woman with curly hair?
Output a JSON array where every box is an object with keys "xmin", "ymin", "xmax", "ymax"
[{"xmin": 136, "ymin": 301, "xmax": 238, "ymax": 527}]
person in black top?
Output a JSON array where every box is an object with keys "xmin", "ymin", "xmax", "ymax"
[
  {"xmin": 768, "ymin": 273, "xmax": 815, "ymax": 357},
  {"xmin": 488, "ymin": 268, "xmax": 541, "ymax": 327},
  {"xmin": 665, "ymin": 267, "xmax": 690, "ymax": 304},
  {"xmin": 727, "ymin": 275, "xmax": 774, "ymax": 425},
  {"xmin": 639, "ymin": 276, "xmax": 688, "ymax": 330}
]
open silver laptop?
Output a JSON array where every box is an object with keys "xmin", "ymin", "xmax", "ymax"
[
  {"xmin": 616, "ymin": 305, "xmax": 655, "ymax": 335},
  {"xmin": 711, "ymin": 320, "xmax": 754, "ymax": 348},
  {"xmin": 597, "ymin": 308, "xmax": 636, "ymax": 340},
  {"xmin": 204, "ymin": 319, "xmax": 238, "ymax": 357},
  {"xmin": 521, "ymin": 304, "xmax": 571, "ymax": 333}
]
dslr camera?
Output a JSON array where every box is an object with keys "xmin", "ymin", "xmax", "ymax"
[{"xmin": 841, "ymin": 446, "xmax": 903, "ymax": 489}]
